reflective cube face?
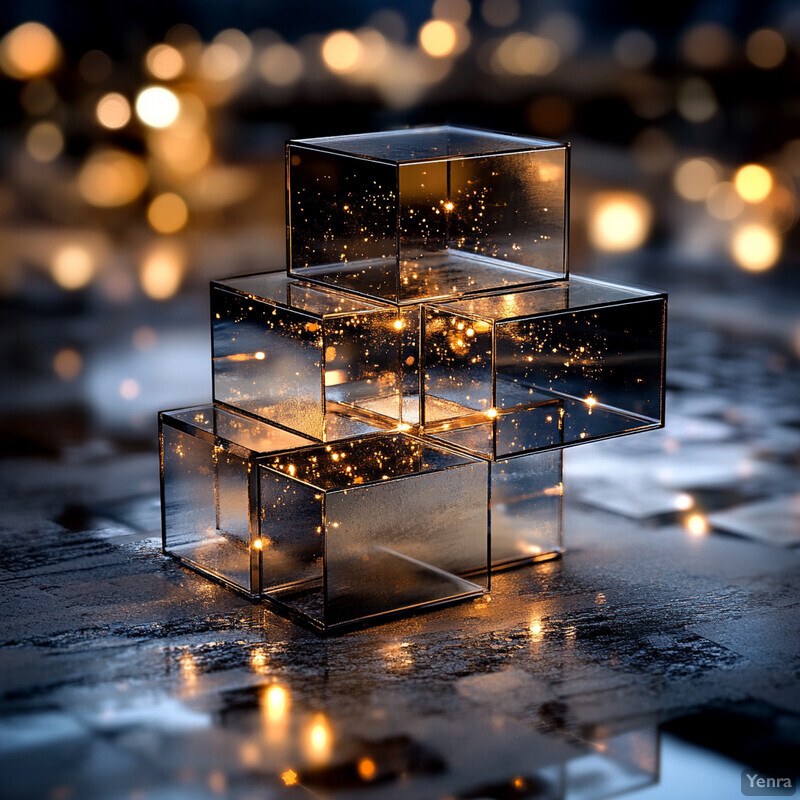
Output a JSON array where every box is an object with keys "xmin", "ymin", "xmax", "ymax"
[
  {"xmin": 159, "ymin": 405, "xmax": 314, "ymax": 596},
  {"xmin": 211, "ymin": 272, "xmax": 406, "ymax": 438},
  {"xmin": 287, "ymin": 127, "xmax": 568, "ymax": 305},
  {"xmin": 421, "ymin": 276, "xmax": 666, "ymax": 458},
  {"xmin": 258, "ymin": 433, "xmax": 490, "ymax": 631}
]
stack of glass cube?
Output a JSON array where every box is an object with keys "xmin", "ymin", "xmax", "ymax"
[{"xmin": 160, "ymin": 127, "xmax": 667, "ymax": 633}]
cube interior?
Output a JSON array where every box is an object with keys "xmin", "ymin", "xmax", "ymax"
[
  {"xmin": 287, "ymin": 126, "xmax": 568, "ymax": 304},
  {"xmin": 159, "ymin": 405, "xmax": 314, "ymax": 595},
  {"xmin": 422, "ymin": 276, "xmax": 666, "ymax": 458},
  {"xmin": 211, "ymin": 272, "xmax": 406, "ymax": 437},
  {"xmin": 258, "ymin": 433, "xmax": 489, "ymax": 630}
]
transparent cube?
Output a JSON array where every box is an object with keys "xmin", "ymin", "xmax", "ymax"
[
  {"xmin": 287, "ymin": 126, "xmax": 568, "ymax": 305},
  {"xmin": 259, "ymin": 433, "xmax": 489, "ymax": 632},
  {"xmin": 491, "ymin": 450, "xmax": 563, "ymax": 569},
  {"xmin": 159, "ymin": 404, "xmax": 314, "ymax": 596},
  {"xmin": 212, "ymin": 271, "xmax": 407, "ymax": 438},
  {"xmin": 421, "ymin": 276, "xmax": 666, "ymax": 458}
]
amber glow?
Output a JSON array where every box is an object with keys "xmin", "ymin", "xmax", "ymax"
[
  {"xmin": 140, "ymin": 243, "xmax": 185, "ymax": 299},
  {"xmin": 96, "ymin": 93, "xmax": 131, "ymax": 130},
  {"xmin": 734, "ymin": 164, "xmax": 772, "ymax": 203},
  {"xmin": 0, "ymin": 22, "xmax": 60, "ymax": 79},
  {"xmin": 745, "ymin": 29, "xmax": 786, "ymax": 70},
  {"xmin": 78, "ymin": 150, "xmax": 148, "ymax": 207},
  {"xmin": 393, "ymin": 319, "xmax": 404, "ymax": 330},
  {"xmin": 357, "ymin": 758, "xmax": 377, "ymax": 781},
  {"xmin": 584, "ymin": 396, "xmax": 597, "ymax": 407},
  {"xmin": 264, "ymin": 684, "xmax": 290, "ymax": 721},
  {"xmin": 252, "ymin": 538, "xmax": 263, "ymax": 550},
  {"xmin": 673, "ymin": 158, "xmax": 720, "ymax": 202},
  {"xmin": 51, "ymin": 245, "xmax": 95, "ymax": 289},
  {"xmin": 135, "ymin": 86, "xmax": 180, "ymax": 128},
  {"xmin": 146, "ymin": 43, "xmax": 184, "ymax": 80},
  {"xmin": 306, "ymin": 714, "xmax": 332, "ymax": 762},
  {"xmin": 322, "ymin": 31, "xmax": 363, "ymax": 73},
  {"xmin": 281, "ymin": 769, "xmax": 298, "ymax": 786},
  {"xmin": 259, "ymin": 43, "xmax": 304, "ymax": 86},
  {"xmin": 147, "ymin": 193, "xmax": 189, "ymax": 234},
  {"xmin": 731, "ymin": 224, "xmax": 780, "ymax": 272},
  {"xmin": 686, "ymin": 513, "xmax": 708, "ymax": 536},
  {"xmin": 588, "ymin": 192, "xmax": 652, "ymax": 252},
  {"xmin": 419, "ymin": 20, "xmax": 457, "ymax": 57}
]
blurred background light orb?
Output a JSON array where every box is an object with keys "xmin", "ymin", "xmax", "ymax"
[
  {"xmin": 731, "ymin": 224, "xmax": 781, "ymax": 272},
  {"xmin": 433, "ymin": 0, "xmax": 471, "ymax": 24},
  {"xmin": 588, "ymin": 191, "xmax": 653, "ymax": 252},
  {"xmin": 147, "ymin": 193, "xmax": 189, "ymax": 234},
  {"xmin": 146, "ymin": 43, "xmax": 184, "ymax": 80},
  {"xmin": 258, "ymin": 43, "xmax": 304, "ymax": 86},
  {"xmin": 78, "ymin": 149, "xmax": 148, "ymax": 207},
  {"xmin": 322, "ymin": 31, "xmax": 363, "ymax": 73},
  {"xmin": 0, "ymin": 22, "xmax": 61, "ymax": 79},
  {"xmin": 140, "ymin": 243, "xmax": 185, "ymax": 299},
  {"xmin": 26, "ymin": 121, "xmax": 63, "ymax": 162},
  {"xmin": 96, "ymin": 92, "xmax": 131, "ymax": 130},
  {"xmin": 745, "ymin": 28, "xmax": 787, "ymax": 69},
  {"xmin": 135, "ymin": 86, "xmax": 180, "ymax": 128},
  {"xmin": 613, "ymin": 29, "xmax": 656, "ymax": 69},
  {"xmin": 50, "ymin": 244, "xmax": 95, "ymax": 289},
  {"xmin": 419, "ymin": 20, "xmax": 457, "ymax": 57},
  {"xmin": 673, "ymin": 157, "xmax": 720, "ymax": 202},
  {"xmin": 734, "ymin": 164, "xmax": 772, "ymax": 203},
  {"xmin": 481, "ymin": 0, "xmax": 520, "ymax": 28}
]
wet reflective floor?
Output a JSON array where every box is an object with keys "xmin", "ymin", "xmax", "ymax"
[{"xmin": 1, "ymin": 273, "xmax": 799, "ymax": 799}]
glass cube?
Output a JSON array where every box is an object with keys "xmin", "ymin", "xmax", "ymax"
[
  {"xmin": 420, "ymin": 275, "xmax": 666, "ymax": 458},
  {"xmin": 491, "ymin": 450, "xmax": 563, "ymax": 569},
  {"xmin": 258, "ymin": 433, "xmax": 489, "ymax": 632},
  {"xmin": 212, "ymin": 271, "xmax": 408, "ymax": 438},
  {"xmin": 159, "ymin": 404, "xmax": 314, "ymax": 596},
  {"xmin": 287, "ymin": 126, "xmax": 568, "ymax": 305}
]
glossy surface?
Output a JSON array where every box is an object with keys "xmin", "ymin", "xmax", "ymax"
[{"xmin": 287, "ymin": 126, "xmax": 568, "ymax": 304}]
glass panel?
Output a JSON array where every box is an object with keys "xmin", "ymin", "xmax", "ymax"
[
  {"xmin": 491, "ymin": 451, "xmax": 562, "ymax": 567},
  {"xmin": 212, "ymin": 285, "xmax": 325, "ymax": 439},
  {"xmin": 161, "ymin": 425, "xmax": 252, "ymax": 592},
  {"xmin": 323, "ymin": 462, "xmax": 489, "ymax": 627}
]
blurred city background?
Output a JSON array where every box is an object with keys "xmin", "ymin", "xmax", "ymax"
[{"xmin": 1, "ymin": 0, "xmax": 798, "ymax": 452}]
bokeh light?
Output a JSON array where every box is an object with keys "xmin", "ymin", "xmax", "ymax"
[
  {"xmin": 734, "ymin": 164, "xmax": 772, "ymax": 203},
  {"xmin": 147, "ymin": 193, "xmax": 189, "ymax": 234},
  {"xmin": 78, "ymin": 150, "xmax": 148, "ymax": 207},
  {"xmin": 0, "ymin": 22, "xmax": 60, "ymax": 79},
  {"xmin": 96, "ymin": 92, "xmax": 131, "ymax": 130},
  {"xmin": 673, "ymin": 157, "xmax": 720, "ymax": 202},
  {"xmin": 613, "ymin": 30, "xmax": 656, "ymax": 69},
  {"xmin": 705, "ymin": 182, "xmax": 745, "ymax": 221},
  {"xmin": 676, "ymin": 78, "xmax": 717, "ymax": 123},
  {"xmin": 493, "ymin": 33, "xmax": 559, "ymax": 75},
  {"xmin": 20, "ymin": 79, "xmax": 58, "ymax": 115},
  {"xmin": 419, "ymin": 20, "xmax": 457, "ymax": 58},
  {"xmin": 481, "ymin": 0, "xmax": 519, "ymax": 27},
  {"xmin": 433, "ymin": 0, "xmax": 471, "ymax": 24},
  {"xmin": 26, "ymin": 121, "xmax": 63, "ymax": 162},
  {"xmin": 135, "ymin": 86, "xmax": 180, "ymax": 128},
  {"xmin": 745, "ymin": 28, "xmax": 787, "ymax": 69},
  {"xmin": 78, "ymin": 49, "xmax": 112, "ymax": 82},
  {"xmin": 588, "ymin": 192, "xmax": 652, "ymax": 252},
  {"xmin": 50, "ymin": 244, "xmax": 95, "ymax": 289},
  {"xmin": 322, "ymin": 31, "xmax": 363, "ymax": 73},
  {"xmin": 680, "ymin": 23, "xmax": 733, "ymax": 69},
  {"xmin": 258, "ymin": 43, "xmax": 304, "ymax": 86},
  {"xmin": 140, "ymin": 242, "xmax": 185, "ymax": 299},
  {"xmin": 145, "ymin": 43, "xmax": 185, "ymax": 80},
  {"xmin": 731, "ymin": 224, "xmax": 781, "ymax": 272},
  {"xmin": 53, "ymin": 348, "xmax": 83, "ymax": 381}
]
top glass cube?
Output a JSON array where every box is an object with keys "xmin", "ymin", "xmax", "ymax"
[{"xmin": 287, "ymin": 126, "xmax": 569, "ymax": 305}]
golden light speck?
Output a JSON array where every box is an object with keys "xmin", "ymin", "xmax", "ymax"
[
  {"xmin": 444, "ymin": 201, "xmax": 455, "ymax": 211},
  {"xmin": 686, "ymin": 513, "xmax": 708, "ymax": 536},
  {"xmin": 734, "ymin": 164, "xmax": 772, "ymax": 203},
  {"xmin": 588, "ymin": 191, "xmax": 652, "ymax": 252},
  {"xmin": 485, "ymin": 408, "xmax": 498, "ymax": 419},
  {"xmin": 96, "ymin": 93, "xmax": 131, "ymax": 130},
  {"xmin": 264, "ymin": 684, "xmax": 290, "ymax": 721},
  {"xmin": 0, "ymin": 22, "xmax": 60, "ymax": 79},
  {"xmin": 51, "ymin": 244, "xmax": 95, "ymax": 289},
  {"xmin": 307, "ymin": 713, "xmax": 332, "ymax": 762},
  {"xmin": 252, "ymin": 538, "xmax": 263, "ymax": 550},
  {"xmin": 357, "ymin": 758, "xmax": 377, "ymax": 781},
  {"xmin": 140, "ymin": 243, "xmax": 185, "ymax": 300},
  {"xmin": 53, "ymin": 348, "xmax": 82, "ymax": 381},
  {"xmin": 255, "ymin": 351, "xmax": 265, "ymax": 360},
  {"xmin": 675, "ymin": 493, "xmax": 694, "ymax": 511},
  {"xmin": 135, "ymin": 86, "xmax": 180, "ymax": 128},
  {"xmin": 281, "ymin": 769, "xmax": 298, "ymax": 786},
  {"xmin": 584, "ymin": 396, "xmax": 597, "ymax": 407}
]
